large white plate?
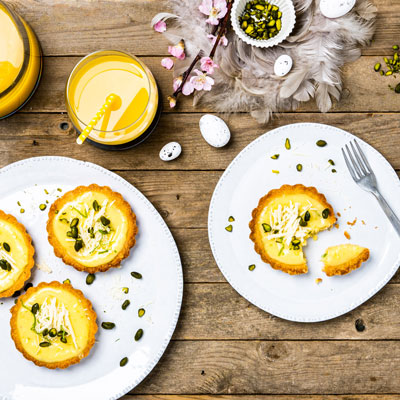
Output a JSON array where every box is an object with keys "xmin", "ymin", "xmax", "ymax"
[
  {"xmin": 0, "ymin": 157, "xmax": 183, "ymax": 400},
  {"xmin": 209, "ymin": 123, "xmax": 400, "ymax": 322}
]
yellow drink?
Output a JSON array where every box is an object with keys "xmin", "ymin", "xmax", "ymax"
[
  {"xmin": 0, "ymin": 1, "xmax": 42, "ymax": 119},
  {"xmin": 66, "ymin": 50, "xmax": 160, "ymax": 148}
]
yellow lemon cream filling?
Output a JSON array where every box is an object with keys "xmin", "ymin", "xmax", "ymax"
[
  {"xmin": 323, "ymin": 244, "xmax": 367, "ymax": 266},
  {"xmin": 0, "ymin": 219, "xmax": 30, "ymax": 293},
  {"xmin": 16, "ymin": 286, "xmax": 91, "ymax": 363},
  {"xmin": 258, "ymin": 194, "xmax": 333, "ymax": 265},
  {"xmin": 52, "ymin": 191, "xmax": 129, "ymax": 267}
]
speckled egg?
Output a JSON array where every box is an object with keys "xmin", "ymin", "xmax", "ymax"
[
  {"xmin": 159, "ymin": 142, "xmax": 182, "ymax": 161},
  {"xmin": 199, "ymin": 114, "xmax": 231, "ymax": 148},
  {"xmin": 274, "ymin": 55, "xmax": 293, "ymax": 77}
]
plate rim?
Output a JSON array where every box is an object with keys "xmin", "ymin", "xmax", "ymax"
[
  {"xmin": 0, "ymin": 156, "xmax": 183, "ymax": 400},
  {"xmin": 208, "ymin": 122, "xmax": 400, "ymax": 323}
]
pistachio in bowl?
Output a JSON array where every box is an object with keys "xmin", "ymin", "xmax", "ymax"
[
  {"xmin": 231, "ymin": 0, "xmax": 296, "ymax": 48},
  {"xmin": 239, "ymin": 0, "xmax": 282, "ymax": 40}
]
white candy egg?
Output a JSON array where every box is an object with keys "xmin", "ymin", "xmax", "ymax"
[
  {"xmin": 159, "ymin": 142, "xmax": 182, "ymax": 162},
  {"xmin": 274, "ymin": 55, "xmax": 293, "ymax": 77},
  {"xmin": 199, "ymin": 114, "xmax": 231, "ymax": 148},
  {"xmin": 320, "ymin": 0, "xmax": 355, "ymax": 19}
]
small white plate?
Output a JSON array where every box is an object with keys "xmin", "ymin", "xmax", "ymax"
[
  {"xmin": 0, "ymin": 157, "xmax": 183, "ymax": 399},
  {"xmin": 208, "ymin": 123, "xmax": 400, "ymax": 322}
]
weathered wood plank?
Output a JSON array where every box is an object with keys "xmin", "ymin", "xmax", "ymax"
[
  {"xmin": 1, "ymin": 112, "xmax": 400, "ymax": 171},
  {"xmin": 7, "ymin": 0, "xmax": 398, "ymax": 56},
  {"xmin": 174, "ymin": 283, "xmax": 400, "ymax": 340},
  {"xmin": 130, "ymin": 340, "xmax": 400, "ymax": 394},
  {"xmin": 172, "ymin": 228, "xmax": 400, "ymax": 284},
  {"xmin": 15, "ymin": 56, "xmax": 400, "ymax": 114},
  {"xmin": 124, "ymin": 396, "xmax": 400, "ymax": 400}
]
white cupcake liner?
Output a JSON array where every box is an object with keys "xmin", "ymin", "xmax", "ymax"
[{"xmin": 231, "ymin": 0, "xmax": 296, "ymax": 48}]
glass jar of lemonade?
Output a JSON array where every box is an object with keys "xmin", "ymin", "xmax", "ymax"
[
  {"xmin": 0, "ymin": 1, "xmax": 42, "ymax": 119},
  {"xmin": 65, "ymin": 50, "xmax": 161, "ymax": 150}
]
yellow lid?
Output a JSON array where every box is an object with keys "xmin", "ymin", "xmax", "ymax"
[{"xmin": 0, "ymin": 3, "xmax": 25, "ymax": 94}]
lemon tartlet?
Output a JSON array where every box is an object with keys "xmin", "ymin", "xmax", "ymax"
[
  {"xmin": 322, "ymin": 244, "xmax": 370, "ymax": 276},
  {"xmin": 249, "ymin": 184, "xmax": 336, "ymax": 275},
  {"xmin": 0, "ymin": 210, "xmax": 35, "ymax": 298},
  {"xmin": 10, "ymin": 281, "xmax": 97, "ymax": 369},
  {"xmin": 47, "ymin": 184, "xmax": 137, "ymax": 273}
]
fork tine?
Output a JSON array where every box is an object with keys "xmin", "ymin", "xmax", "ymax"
[
  {"xmin": 345, "ymin": 144, "xmax": 363, "ymax": 178},
  {"xmin": 350, "ymin": 141, "xmax": 368, "ymax": 176},
  {"xmin": 354, "ymin": 140, "xmax": 372, "ymax": 173},
  {"xmin": 342, "ymin": 148, "xmax": 358, "ymax": 181}
]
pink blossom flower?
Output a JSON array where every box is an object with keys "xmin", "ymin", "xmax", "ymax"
[
  {"xmin": 190, "ymin": 69, "xmax": 215, "ymax": 91},
  {"xmin": 200, "ymin": 56, "xmax": 219, "ymax": 74},
  {"xmin": 153, "ymin": 20, "xmax": 166, "ymax": 33},
  {"xmin": 168, "ymin": 40, "xmax": 186, "ymax": 60},
  {"xmin": 167, "ymin": 95, "xmax": 177, "ymax": 108},
  {"xmin": 161, "ymin": 57, "xmax": 174, "ymax": 70},
  {"xmin": 199, "ymin": 0, "xmax": 228, "ymax": 25},
  {"xmin": 182, "ymin": 81, "xmax": 195, "ymax": 95},
  {"xmin": 173, "ymin": 76, "xmax": 183, "ymax": 92},
  {"xmin": 207, "ymin": 33, "xmax": 228, "ymax": 47}
]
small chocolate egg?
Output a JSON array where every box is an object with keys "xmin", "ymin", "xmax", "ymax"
[
  {"xmin": 274, "ymin": 55, "xmax": 293, "ymax": 77},
  {"xmin": 320, "ymin": 0, "xmax": 355, "ymax": 19},
  {"xmin": 159, "ymin": 142, "xmax": 182, "ymax": 161},
  {"xmin": 199, "ymin": 114, "xmax": 231, "ymax": 148}
]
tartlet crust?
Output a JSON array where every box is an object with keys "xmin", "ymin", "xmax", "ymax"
[
  {"xmin": 0, "ymin": 210, "xmax": 35, "ymax": 298},
  {"xmin": 47, "ymin": 184, "xmax": 138, "ymax": 273},
  {"xmin": 10, "ymin": 281, "xmax": 98, "ymax": 369},
  {"xmin": 323, "ymin": 246, "xmax": 370, "ymax": 276},
  {"xmin": 249, "ymin": 184, "xmax": 337, "ymax": 275}
]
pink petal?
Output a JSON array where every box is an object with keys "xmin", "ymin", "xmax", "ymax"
[
  {"xmin": 161, "ymin": 57, "xmax": 174, "ymax": 70},
  {"xmin": 153, "ymin": 20, "xmax": 166, "ymax": 33},
  {"xmin": 173, "ymin": 77, "xmax": 183, "ymax": 92},
  {"xmin": 206, "ymin": 15, "xmax": 220, "ymax": 25},
  {"xmin": 199, "ymin": 0, "xmax": 213, "ymax": 15},
  {"xmin": 182, "ymin": 81, "xmax": 195, "ymax": 95}
]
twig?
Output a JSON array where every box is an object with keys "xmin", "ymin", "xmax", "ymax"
[{"xmin": 171, "ymin": 0, "xmax": 233, "ymax": 99}]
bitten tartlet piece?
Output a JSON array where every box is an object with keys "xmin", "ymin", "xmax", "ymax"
[
  {"xmin": 0, "ymin": 210, "xmax": 35, "ymax": 298},
  {"xmin": 322, "ymin": 244, "xmax": 370, "ymax": 276},
  {"xmin": 249, "ymin": 184, "xmax": 336, "ymax": 275},
  {"xmin": 47, "ymin": 184, "xmax": 137, "ymax": 273},
  {"xmin": 10, "ymin": 281, "xmax": 97, "ymax": 369}
]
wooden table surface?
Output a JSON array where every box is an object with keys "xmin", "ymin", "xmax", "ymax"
[{"xmin": 3, "ymin": 0, "xmax": 400, "ymax": 399}]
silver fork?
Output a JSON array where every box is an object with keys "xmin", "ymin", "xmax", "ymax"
[{"xmin": 342, "ymin": 140, "xmax": 400, "ymax": 236}]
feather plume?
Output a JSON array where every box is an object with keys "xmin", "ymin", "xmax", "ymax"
[{"xmin": 155, "ymin": 0, "xmax": 376, "ymax": 122}]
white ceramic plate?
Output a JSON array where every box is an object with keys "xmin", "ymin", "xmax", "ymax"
[
  {"xmin": 0, "ymin": 157, "xmax": 183, "ymax": 400},
  {"xmin": 209, "ymin": 123, "xmax": 400, "ymax": 322}
]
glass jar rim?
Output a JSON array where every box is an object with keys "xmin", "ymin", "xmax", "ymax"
[
  {"xmin": 65, "ymin": 50, "xmax": 154, "ymax": 134},
  {"xmin": 0, "ymin": 1, "xmax": 30, "ymax": 98}
]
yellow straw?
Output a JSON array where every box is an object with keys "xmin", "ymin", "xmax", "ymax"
[{"xmin": 76, "ymin": 94, "xmax": 120, "ymax": 145}]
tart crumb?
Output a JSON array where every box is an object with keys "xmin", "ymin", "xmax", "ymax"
[
  {"xmin": 315, "ymin": 278, "xmax": 323, "ymax": 284},
  {"xmin": 335, "ymin": 223, "xmax": 339, "ymax": 229},
  {"xmin": 337, "ymin": 212, "xmax": 341, "ymax": 217},
  {"xmin": 362, "ymin": 220, "xmax": 366, "ymax": 225},
  {"xmin": 344, "ymin": 231, "xmax": 351, "ymax": 240},
  {"xmin": 347, "ymin": 218, "xmax": 357, "ymax": 226}
]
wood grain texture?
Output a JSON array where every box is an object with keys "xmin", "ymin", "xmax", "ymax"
[
  {"xmin": 174, "ymin": 283, "xmax": 400, "ymax": 340},
  {"xmin": 129, "ymin": 340, "xmax": 400, "ymax": 394},
  {"xmin": 13, "ymin": 56, "xmax": 400, "ymax": 114},
  {"xmin": 124, "ymin": 396, "xmax": 400, "ymax": 400},
  {"xmin": 1, "ymin": 113, "xmax": 400, "ymax": 171},
  {"xmin": 7, "ymin": 0, "xmax": 398, "ymax": 56}
]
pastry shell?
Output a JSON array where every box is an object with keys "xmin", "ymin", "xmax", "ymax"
[
  {"xmin": 47, "ymin": 184, "xmax": 138, "ymax": 273},
  {"xmin": 0, "ymin": 210, "xmax": 35, "ymax": 298},
  {"xmin": 323, "ymin": 246, "xmax": 370, "ymax": 276},
  {"xmin": 10, "ymin": 281, "xmax": 98, "ymax": 369},
  {"xmin": 249, "ymin": 184, "xmax": 336, "ymax": 275}
]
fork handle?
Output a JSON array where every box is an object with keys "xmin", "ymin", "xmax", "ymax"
[{"xmin": 373, "ymin": 191, "xmax": 400, "ymax": 236}]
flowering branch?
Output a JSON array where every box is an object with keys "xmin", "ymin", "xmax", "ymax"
[{"xmin": 167, "ymin": 0, "xmax": 233, "ymax": 107}]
